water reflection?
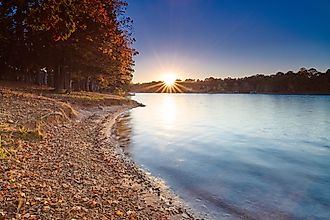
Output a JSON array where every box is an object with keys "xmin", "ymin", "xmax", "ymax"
[
  {"xmin": 160, "ymin": 96, "xmax": 176, "ymax": 126},
  {"xmin": 114, "ymin": 94, "xmax": 330, "ymax": 220}
]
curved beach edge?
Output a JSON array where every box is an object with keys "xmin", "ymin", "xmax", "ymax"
[
  {"xmin": 97, "ymin": 105, "xmax": 210, "ymax": 220},
  {"xmin": 0, "ymin": 85, "xmax": 208, "ymax": 219}
]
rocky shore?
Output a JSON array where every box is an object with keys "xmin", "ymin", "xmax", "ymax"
[{"xmin": 0, "ymin": 85, "xmax": 201, "ymax": 219}]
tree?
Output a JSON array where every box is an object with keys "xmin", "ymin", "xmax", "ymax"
[{"xmin": 0, "ymin": 0, "xmax": 137, "ymax": 93}]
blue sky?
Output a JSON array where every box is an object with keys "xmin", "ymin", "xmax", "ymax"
[{"xmin": 126, "ymin": 0, "xmax": 330, "ymax": 82}]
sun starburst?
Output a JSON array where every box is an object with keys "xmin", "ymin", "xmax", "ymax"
[{"xmin": 163, "ymin": 75, "xmax": 176, "ymax": 87}]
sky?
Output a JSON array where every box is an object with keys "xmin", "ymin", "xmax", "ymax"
[{"xmin": 126, "ymin": 0, "xmax": 330, "ymax": 83}]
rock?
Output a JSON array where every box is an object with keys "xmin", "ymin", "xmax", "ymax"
[
  {"xmin": 0, "ymin": 210, "xmax": 6, "ymax": 217},
  {"xmin": 34, "ymin": 197, "xmax": 42, "ymax": 201},
  {"xmin": 23, "ymin": 213, "xmax": 30, "ymax": 218},
  {"xmin": 137, "ymin": 206, "xmax": 144, "ymax": 211},
  {"xmin": 42, "ymin": 205, "xmax": 51, "ymax": 212},
  {"xmin": 126, "ymin": 210, "xmax": 134, "ymax": 215},
  {"xmin": 88, "ymin": 200, "xmax": 97, "ymax": 208},
  {"xmin": 30, "ymin": 215, "xmax": 37, "ymax": 220},
  {"xmin": 71, "ymin": 206, "xmax": 81, "ymax": 211},
  {"xmin": 81, "ymin": 207, "xmax": 88, "ymax": 212},
  {"xmin": 0, "ymin": 90, "xmax": 198, "ymax": 220}
]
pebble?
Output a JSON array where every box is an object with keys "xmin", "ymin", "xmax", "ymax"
[
  {"xmin": 89, "ymin": 200, "xmax": 97, "ymax": 208},
  {"xmin": 23, "ymin": 213, "xmax": 30, "ymax": 218},
  {"xmin": 42, "ymin": 205, "xmax": 50, "ymax": 212},
  {"xmin": 0, "ymin": 90, "xmax": 198, "ymax": 220},
  {"xmin": 30, "ymin": 215, "xmax": 37, "ymax": 220},
  {"xmin": 7, "ymin": 119, "xmax": 14, "ymax": 124},
  {"xmin": 71, "ymin": 206, "xmax": 81, "ymax": 211}
]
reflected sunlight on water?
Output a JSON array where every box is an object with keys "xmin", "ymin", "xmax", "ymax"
[
  {"xmin": 161, "ymin": 96, "xmax": 177, "ymax": 126},
  {"xmin": 116, "ymin": 94, "xmax": 330, "ymax": 220}
]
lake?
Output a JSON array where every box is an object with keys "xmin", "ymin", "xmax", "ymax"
[{"xmin": 116, "ymin": 94, "xmax": 330, "ymax": 219}]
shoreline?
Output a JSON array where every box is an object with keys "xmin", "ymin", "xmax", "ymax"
[
  {"xmin": 109, "ymin": 109, "xmax": 215, "ymax": 220},
  {"xmin": 97, "ymin": 106, "xmax": 206, "ymax": 219},
  {"xmin": 130, "ymin": 91, "xmax": 330, "ymax": 96},
  {"xmin": 0, "ymin": 87, "xmax": 203, "ymax": 219}
]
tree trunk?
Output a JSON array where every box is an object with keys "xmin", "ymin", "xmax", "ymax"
[
  {"xmin": 0, "ymin": 64, "xmax": 4, "ymax": 80},
  {"xmin": 55, "ymin": 65, "xmax": 65, "ymax": 93},
  {"xmin": 64, "ymin": 71, "xmax": 71, "ymax": 92},
  {"xmin": 85, "ymin": 78, "xmax": 90, "ymax": 91}
]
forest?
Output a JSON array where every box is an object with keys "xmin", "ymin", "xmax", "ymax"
[
  {"xmin": 131, "ymin": 68, "xmax": 330, "ymax": 94},
  {"xmin": 0, "ymin": 0, "xmax": 137, "ymax": 93}
]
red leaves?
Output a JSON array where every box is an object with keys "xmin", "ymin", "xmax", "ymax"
[{"xmin": 1, "ymin": 0, "xmax": 137, "ymax": 91}]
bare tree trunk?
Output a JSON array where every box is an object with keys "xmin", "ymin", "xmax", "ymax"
[
  {"xmin": 55, "ymin": 65, "xmax": 65, "ymax": 93},
  {"xmin": 0, "ymin": 64, "xmax": 4, "ymax": 80},
  {"xmin": 64, "ymin": 71, "xmax": 71, "ymax": 92}
]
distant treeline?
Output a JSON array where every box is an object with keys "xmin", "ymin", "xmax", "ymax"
[
  {"xmin": 131, "ymin": 68, "xmax": 330, "ymax": 94},
  {"xmin": 0, "ymin": 0, "xmax": 137, "ymax": 93}
]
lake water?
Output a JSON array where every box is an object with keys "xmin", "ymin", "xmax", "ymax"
[{"xmin": 116, "ymin": 94, "xmax": 330, "ymax": 219}]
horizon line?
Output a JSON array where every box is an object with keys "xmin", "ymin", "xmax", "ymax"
[{"xmin": 133, "ymin": 67, "xmax": 330, "ymax": 83}]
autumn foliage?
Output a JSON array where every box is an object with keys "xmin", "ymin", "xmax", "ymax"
[{"xmin": 0, "ymin": 0, "xmax": 137, "ymax": 93}]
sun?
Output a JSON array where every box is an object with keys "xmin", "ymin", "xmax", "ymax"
[
  {"xmin": 150, "ymin": 72, "xmax": 187, "ymax": 93},
  {"xmin": 163, "ymin": 74, "xmax": 176, "ymax": 87}
]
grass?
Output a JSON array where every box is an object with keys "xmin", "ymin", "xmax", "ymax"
[
  {"xmin": 0, "ymin": 124, "xmax": 11, "ymax": 159},
  {"xmin": 1, "ymin": 124, "xmax": 43, "ymax": 141},
  {"xmin": 18, "ymin": 125, "xmax": 43, "ymax": 141},
  {"xmin": 72, "ymin": 93, "xmax": 105, "ymax": 100},
  {"xmin": 0, "ymin": 136, "xmax": 10, "ymax": 159},
  {"xmin": 54, "ymin": 92, "xmax": 105, "ymax": 101},
  {"xmin": 0, "ymin": 122, "xmax": 43, "ymax": 159},
  {"xmin": 16, "ymin": 121, "xmax": 43, "ymax": 141}
]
